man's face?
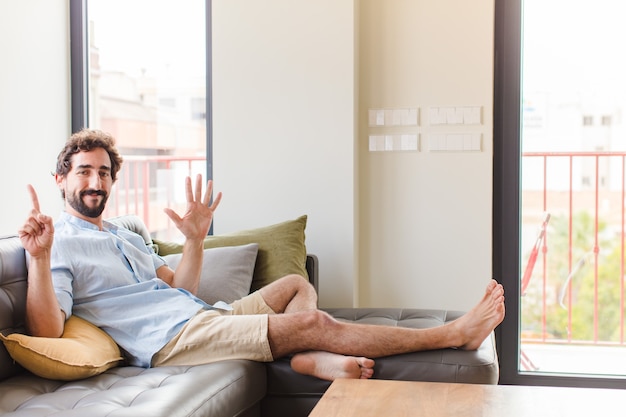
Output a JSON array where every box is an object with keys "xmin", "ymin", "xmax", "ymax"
[{"xmin": 58, "ymin": 148, "xmax": 113, "ymax": 220}]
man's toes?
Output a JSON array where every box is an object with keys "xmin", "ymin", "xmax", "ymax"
[{"xmin": 356, "ymin": 357, "xmax": 375, "ymax": 368}]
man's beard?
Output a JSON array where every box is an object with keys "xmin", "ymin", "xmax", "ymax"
[{"xmin": 67, "ymin": 189, "xmax": 108, "ymax": 218}]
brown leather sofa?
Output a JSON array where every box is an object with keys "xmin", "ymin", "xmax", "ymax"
[{"xmin": 0, "ymin": 216, "xmax": 498, "ymax": 417}]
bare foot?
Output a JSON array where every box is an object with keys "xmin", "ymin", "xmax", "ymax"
[
  {"xmin": 453, "ymin": 279, "xmax": 505, "ymax": 350},
  {"xmin": 291, "ymin": 351, "xmax": 375, "ymax": 381}
]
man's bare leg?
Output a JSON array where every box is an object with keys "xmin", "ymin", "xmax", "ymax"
[
  {"xmin": 266, "ymin": 279, "xmax": 505, "ymax": 359},
  {"xmin": 259, "ymin": 274, "xmax": 376, "ymax": 380}
]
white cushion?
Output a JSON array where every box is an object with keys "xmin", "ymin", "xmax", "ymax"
[{"xmin": 163, "ymin": 243, "xmax": 259, "ymax": 304}]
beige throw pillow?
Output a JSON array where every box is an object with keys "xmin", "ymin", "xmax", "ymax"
[{"xmin": 0, "ymin": 316, "xmax": 123, "ymax": 381}]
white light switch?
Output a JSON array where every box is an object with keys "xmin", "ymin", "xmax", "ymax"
[
  {"xmin": 464, "ymin": 107, "xmax": 481, "ymax": 124},
  {"xmin": 392, "ymin": 110, "xmax": 404, "ymax": 126},
  {"xmin": 429, "ymin": 107, "xmax": 443, "ymax": 125},
  {"xmin": 428, "ymin": 134, "xmax": 444, "ymax": 151},
  {"xmin": 369, "ymin": 109, "xmax": 385, "ymax": 126},
  {"xmin": 447, "ymin": 134, "xmax": 463, "ymax": 150},
  {"xmin": 369, "ymin": 135, "xmax": 385, "ymax": 151},
  {"xmin": 401, "ymin": 134, "xmax": 418, "ymax": 151},
  {"xmin": 384, "ymin": 135, "xmax": 394, "ymax": 151}
]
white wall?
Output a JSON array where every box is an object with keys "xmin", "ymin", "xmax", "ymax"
[
  {"xmin": 212, "ymin": 0, "xmax": 358, "ymax": 307},
  {"xmin": 0, "ymin": 0, "xmax": 70, "ymax": 235}
]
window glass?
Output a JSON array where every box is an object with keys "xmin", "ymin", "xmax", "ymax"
[
  {"xmin": 520, "ymin": 0, "xmax": 626, "ymax": 377},
  {"xmin": 87, "ymin": 0, "xmax": 207, "ymax": 241}
]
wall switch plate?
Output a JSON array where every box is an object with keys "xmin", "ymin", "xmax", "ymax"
[
  {"xmin": 428, "ymin": 106, "xmax": 482, "ymax": 125},
  {"xmin": 370, "ymin": 108, "xmax": 419, "ymax": 126},
  {"xmin": 428, "ymin": 133, "xmax": 481, "ymax": 152},
  {"xmin": 369, "ymin": 134, "xmax": 418, "ymax": 152}
]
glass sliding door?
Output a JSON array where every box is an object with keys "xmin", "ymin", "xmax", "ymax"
[
  {"xmin": 71, "ymin": 0, "xmax": 210, "ymax": 241},
  {"xmin": 495, "ymin": 0, "xmax": 626, "ymax": 387},
  {"xmin": 520, "ymin": 0, "xmax": 626, "ymax": 378}
]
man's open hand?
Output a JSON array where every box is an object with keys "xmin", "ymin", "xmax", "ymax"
[{"xmin": 163, "ymin": 174, "xmax": 222, "ymax": 241}]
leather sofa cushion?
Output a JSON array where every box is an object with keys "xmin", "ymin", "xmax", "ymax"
[{"xmin": 0, "ymin": 360, "xmax": 266, "ymax": 417}]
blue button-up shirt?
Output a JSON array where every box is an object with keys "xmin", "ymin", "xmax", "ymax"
[{"xmin": 51, "ymin": 212, "xmax": 210, "ymax": 367}]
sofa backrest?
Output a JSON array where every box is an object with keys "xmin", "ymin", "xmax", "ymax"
[
  {"xmin": 0, "ymin": 235, "xmax": 28, "ymax": 381},
  {"xmin": 106, "ymin": 214, "xmax": 153, "ymax": 246}
]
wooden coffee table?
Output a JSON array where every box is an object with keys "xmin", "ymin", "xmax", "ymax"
[{"xmin": 308, "ymin": 378, "xmax": 626, "ymax": 416}]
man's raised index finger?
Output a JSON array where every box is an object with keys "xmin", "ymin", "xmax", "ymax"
[{"xmin": 27, "ymin": 184, "xmax": 41, "ymax": 212}]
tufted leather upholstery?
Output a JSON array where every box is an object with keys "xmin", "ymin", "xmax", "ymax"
[
  {"xmin": 0, "ymin": 235, "xmax": 28, "ymax": 382},
  {"xmin": 0, "ymin": 361, "xmax": 265, "ymax": 417}
]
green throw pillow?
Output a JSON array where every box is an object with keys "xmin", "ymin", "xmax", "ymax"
[{"xmin": 154, "ymin": 215, "xmax": 308, "ymax": 291}]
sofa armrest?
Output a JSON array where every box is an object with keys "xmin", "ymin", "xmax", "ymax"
[
  {"xmin": 106, "ymin": 215, "xmax": 152, "ymax": 246},
  {"xmin": 306, "ymin": 254, "xmax": 319, "ymax": 292}
]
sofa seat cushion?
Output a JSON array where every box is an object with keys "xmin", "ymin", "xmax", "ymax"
[
  {"xmin": 326, "ymin": 308, "xmax": 499, "ymax": 383},
  {"xmin": 0, "ymin": 360, "xmax": 266, "ymax": 417},
  {"xmin": 262, "ymin": 308, "xmax": 499, "ymax": 417}
]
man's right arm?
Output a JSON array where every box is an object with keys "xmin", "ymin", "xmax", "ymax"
[
  {"xmin": 19, "ymin": 184, "xmax": 65, "ymax": 337},
  {"xmin": 25, "ymin": 253, "xmax": 65, "ymax": 337}
]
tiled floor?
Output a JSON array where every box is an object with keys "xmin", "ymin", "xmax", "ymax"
[{"xmin": 521, "ymin": 343, "xmax": 626, "ymax": 376}]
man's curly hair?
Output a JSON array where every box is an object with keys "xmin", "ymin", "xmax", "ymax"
[{"xmin": 56, "ymin": 128, "xmax": 124, "ymax": 181}]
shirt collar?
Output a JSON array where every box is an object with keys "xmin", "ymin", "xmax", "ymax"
[{"xmin": 59, "ymin": 211, "xmax": 119, "ymax": 234}]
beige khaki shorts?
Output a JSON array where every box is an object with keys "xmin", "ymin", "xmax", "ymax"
[{"xmin": 151, "ymin": 291, "xmax": 276, "ymax": 367}]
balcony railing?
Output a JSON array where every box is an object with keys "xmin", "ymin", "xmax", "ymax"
[
  {"xmin": 103, "ymin": 154, "xmax": 207, "ymax": 242},
  {"xmin": 521, "ymin": 151, "xmax": 626, "ymax": 371}
]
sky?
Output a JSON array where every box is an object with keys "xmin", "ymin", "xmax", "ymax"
[
  {"xmin": 522, "ymin": 0, "xmax": 626, "ymax": 95},
  {"xmin": 88, "ymin": 0, "xmax": 206, "ymax": 79}
]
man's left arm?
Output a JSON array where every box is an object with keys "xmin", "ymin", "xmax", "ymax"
[
  {"xmin": 156, "ymin": 238, "xmax": 204, "ymax": 293},
  {"xmin": 158, "ymin": 174, "xmax": 221, "ymax": 293}
]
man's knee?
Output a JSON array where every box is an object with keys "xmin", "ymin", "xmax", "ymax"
[
  {"xmin": 277, "ymin": 274, "xmax": 315, "ymax": 297},
  {"xmin": 299, "ymin": 309, "xmax": 337, "ymax": 330},
  {"xmin": 281, "ymin": 273, "xmax": 310, "ymax": 288}
]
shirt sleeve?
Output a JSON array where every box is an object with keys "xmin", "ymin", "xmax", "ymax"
[
  {"xmin": 121, "ymin": 228, "xmax": 167, "ymax": 271},
  {"xmin": 152, "ymin": 251, "xmax": 167, "ymax": 270},
  {"xmin": 51, "ymin": 265, "xmax": 74, "ymax": 319}
]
